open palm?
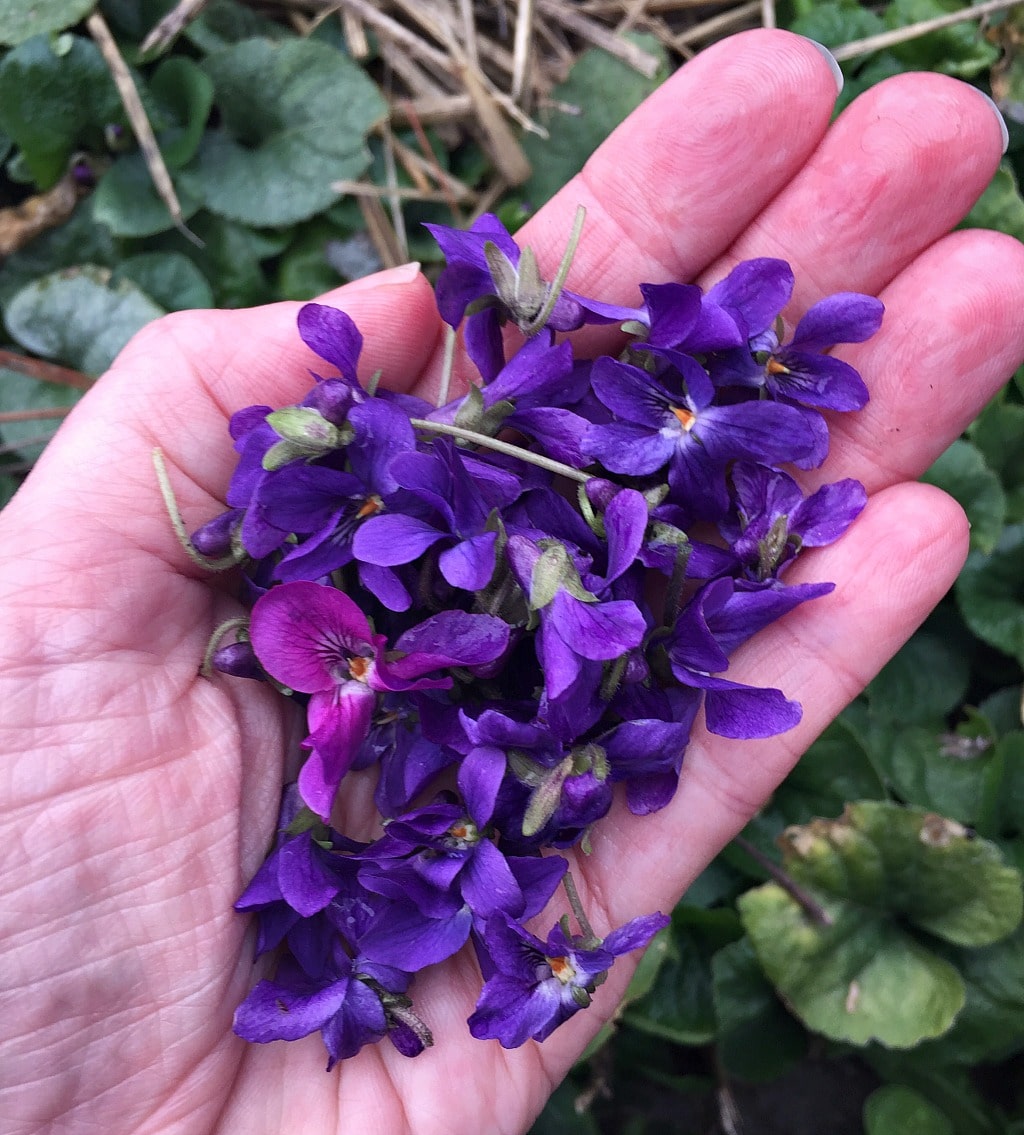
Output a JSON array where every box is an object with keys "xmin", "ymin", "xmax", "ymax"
[{"xmin": 3, "ymin": 29, "xmax": 1023, "ymax": 1135}]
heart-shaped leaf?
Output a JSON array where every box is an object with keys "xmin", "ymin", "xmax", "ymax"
[
  {"xmin": 739, "ymin": 802, "xmax": 1023, "ymax": 1048},
  {"xmin": 4, "ymin": 267, "xmax": 165, "ymax": 375},
  {"xmin": 0, "ymin": 0, "xmax": 96, "ymax": 46},
  {"xmin": 190, "ymin": 38, "xmax": 386, "ymax": 227}
]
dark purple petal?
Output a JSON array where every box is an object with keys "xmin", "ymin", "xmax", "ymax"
[
  {"xmin": 357, "ymin": 562, "xmax": 412, "ymax": 612},
  {"xmin": 507, "ymin": 854, "xmax": 568, "ymax": 919},
  {"xmin": 790, "ymin": 293, "xmax": 884, "ymax": 351},
  {"xmin": 603, "ymin": 911, "xmax": 670, "ymax": 955},
  {"xmin": 277, "ymin": 831, "xmax": 343, "ymax": 917},
  {"xmin": 321, "ymin": 977, "xmax": 388, "ymax": 1067},
  {"xmin": 584, "ymin": 420, "xmax": 676, "ymax": 476},
  {"xmin": 601, "ymin": 488, "xmax": 649, "ymax": 585},
  {"xmin": 233, "ymin": 976, "xmax": 350, "ymax": 1043},
  {"xmin": 439, "ymin": 531, "xmax": 498, "ymax": 590},
  {"xmin": 700, "ymin": 677, "xmax": 802, "ymax": 739},
  {"xmin": 548, "ymin": 592, "xmax": 646, "ymax": 661},
  {"xmin": 353, "ymin": 513, "xmax": 445, "ymax": 566},
  {"xmin": 297, "ymin": 304, "xmax": 363, "ymax": 381},
  {"xmin": 458, "ymin": 745, "xmax": 506, "ymax": 825},
  {"xmin": 590, "ymin": 357, "xmax": 673, "ymax": 428},
  {"xmin": 769, "ymin": 351, "xmax": 869, "ymax": 411},
  {"xmin": 791, "ymin": 479, "xmax": 867, "ymax": 546},
  {"xmin": 359, "ymin": 902, "xmax": 473, "ymax": 970},
  {"xmin": 388, "ymin": 610, "xmax": 510, "ymax": 676},
  {"xmin": 704, "ymin": 258, "xmax": 794, "ymax": 338},
  {"xmin": 462, "ymin": 838, "xmax": 524, "ymax": 919}
]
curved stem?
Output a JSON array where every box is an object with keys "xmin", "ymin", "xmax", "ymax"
[{"xmin": 408, "ymin": 418, "xmax": 592, "ymax": 485}]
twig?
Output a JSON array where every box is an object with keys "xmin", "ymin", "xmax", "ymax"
[
  {"xmin": 87, "ymin": 11, "xmax": 201, "ymax": 247},
  {"xmin": 332, "ymin": 179, "xmax": 465, "ymax": 203},
  {"xmin": 511, "ymin": 0, "xmax": 536, "ymax": 104},
  {"xmin": 341, "ymin": 7, "xmax": 371, "ymax": 57},
  {"xmin": 378, "ymin": 116, "xmax": 409, "ymax": 263},
  {"xmin": 357, "ymin": 195, "xmax": 405, "ymax": 269},
  {"xmin": 672, "ymin": 0, "xmax": 760, "ymax": 47},
  {"xmin": 732, "ymin": 835, "xmax": 833, "ymax": 927},
  {"xmin": 456, "ymin": 0, "xmax": 480, "ymax": 73},
  {"xmin": 0, "ymin": 407, "xmax": 73, "ymax": 424},
  {"xmin": 831, "ymin": 0, "xmax": 1023, "ymax": 62},
  {"xmin": 140, "ymin": 0, "xmax": 210, "ymax": 54},
  {"xmin": 0, "ymin": 350, "xmax": 92, "ymax": 391},
  {"xmin": 761, "ymin": 0, "xmax": 776, "ymax": 30},
  {"xmin": 0, "ymin": 172, "xmax": 79, "ymax": 258},
  {"xmin": 537, "ymin": 0, "xmax": 662, "ymax": 77},
  {"xmin": 467, "ymin": 175, "xmax": 510, "ymax": 225}
]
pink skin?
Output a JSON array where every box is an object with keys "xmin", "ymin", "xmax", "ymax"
[{"xmin": 1, "ymin": 29, "xmax": 1022, "ymax": 1135}]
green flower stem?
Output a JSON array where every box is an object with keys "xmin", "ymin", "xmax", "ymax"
[
  {"xmin": 563, "ymin": 870, "xmax": 600, "ymax": 948},
  {"xmin": 152, "ymin": 447, "xmax": 241, "ymax": 572},
  {"xmin": 436, "ymin": 324, "xmax": 458, "ymax": 408},
  {"xmin": 524, "ymin": 204, "xmax": 587, "ymax": 336},
  {"xmin": 408, "ymin": 418, "xmax": 592, "ymax": 484}
]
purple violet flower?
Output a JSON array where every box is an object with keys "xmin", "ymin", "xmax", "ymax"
[
  {"xmin": 469, "ymin": 911, "xmax": 669, "ymax": 1048},
  {"xmin": 249, "ymin": 581, "xmax": 510, "ymax": 817}
]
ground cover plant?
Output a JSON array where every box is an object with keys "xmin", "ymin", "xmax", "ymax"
[{"xmin": 2, "ymin": 2, "xmax": 1024, "ymax": 1132}]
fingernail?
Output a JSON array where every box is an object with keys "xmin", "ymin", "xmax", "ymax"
[
  {"xmin": 799, "ymin": 37, "xmax": 844, "ymax": 95},
  {"xmin": 344, "ymin": 261, "xmax": 422, "ymax": 291},
  {"xmin": 974, "ymin": 89, "xmax": 1010, "ymax": 155}
]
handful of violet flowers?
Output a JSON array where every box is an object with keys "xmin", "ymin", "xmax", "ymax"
[{"xmin": 171, "ymin": 209, "xmax": 882, "ymax": 1068}]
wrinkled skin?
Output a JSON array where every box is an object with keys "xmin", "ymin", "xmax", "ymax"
[{"xmin": 2, "ymin": 30, "xmax": 1023, "ymax": 1135}]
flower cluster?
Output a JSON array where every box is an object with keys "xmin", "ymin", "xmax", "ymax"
[{"xmin": 191, "ymin": 211, "xmax": 881, "ymax": 1068}]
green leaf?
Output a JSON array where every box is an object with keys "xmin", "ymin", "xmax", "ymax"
[
  {"xmin": 99, "ymin": 0, "xmax": 175, "ymax": 42},
  {"xmin": 0, "ymin": 369, "xmax": 81, "ymax": 461},
  {"xmin": 965, "ymin": 163, "xmax": 1024, "ymax": 243},
  {"xmin": 0, "ymin": 0, "xmax": 96, "ymax": 46},
  {"xmin": 0, "ymin": 196, "xmax": 117, "ymax": 306},
  {"xmin": 866, "ymin": 630, "xmax": 972, "ymax": 723},
  {"xmin": 110, "ymin": 253, "xmax": 213, "ymax": 311},
  {"xmin": 774, "ymin": 715, "xmax": 886, "ymax": 825},
  {"xmin": 739, "ymin": 802, "xmax": 1023, "ymax": 1048},
  {"xmin": 865, "ymin": 1053, "xmax": 1005, "ymax": 1135},
  {"xmin": 969, "ymin": 394, "xmax": 1024, "ymax": 489},
  {"xmin": 579, "ymin": 923, "xmax": 672, "ymax": 1061},
  {"xmin": 624, "ymin": 906, "xmax": 741, "ymax": 1047},
  {"xmin": 93, "ymin": 152, "xmax": 201, "ymax": 238},
  {"xmin": 914, "ymin": 922, "xmax": 1024, "ymax": 1067},
  {"xmin": 4, "ymin": 267, "xmax": 165, "ymax": 375},
  {"xmin": 993, "ymin": 732, "xmax": 1024, "ymax": 838},
  {"xmin": 866, "ymin": 725, "xmax": 993, "ymax": 825},
  {"xmin": 184, "ymin": 0, "xmax": 288, "ymax": 53},
  {"xmin": 149, "ymin": 57, "xmax": 215, "ymax": 169},
  {"xmin": 147, "ymin": 212, "xmax": 288, "ymax": 307},
  {"xmin": 956, "ymin": 523, "xmax": 1024, "ymax": 663},
  {"xmin": 884, "ymin": 0, "xmax": 999, "ymax": 79},
  {"xmin": 863, "ymin": 1085, "xmax": 954, "ymax": 1135},
  {"xmin": 739, "ymin": 883, "xmax": 965, "ymax": 1048},
  {"xmin": 276, "ymin": 219, "xmax": 347, "ymax": 301},
  {"xmin": 0, "ymin": 34, "xmax": 123, "ymax": 188},
  {"xmin": 190, "ymin": 38, "xmax": 385, "ymax": 227},
  {"xmin": 522, "ymin": 36, "xmax": 668, "ymax": 208},
  {"xmin": 921, "ymin": 439, "xmax": 1006, "ymax": 554},
  {"xmin": 0, "ymin": 472, "xmax": 20, "ymax": 510},
  {"xmin": 786, "ymin": 802, "xmax": 1023, "ymax": 947},
  {"xmin": 711, "ymin": 937, "xmax": 808, "ymax": 1082},
  {"xmin": 528, "ymin": 1077, "xmax": 600, "ymax": 1135}
]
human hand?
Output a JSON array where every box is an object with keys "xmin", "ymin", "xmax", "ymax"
[{"xmin": 2, "ymin": 28, "xmax": 1021, "ymax": 1135}]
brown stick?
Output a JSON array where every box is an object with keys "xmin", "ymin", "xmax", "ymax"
[
  {"xmin": 831, "ymin": 0, "xmax": 1022, "ymax": 62},
  {"xmin": 87, "ymin": 11, "xmax": 201, "ymax": 246},
  {"xmin": 0, "ymin": 350, "xmax": 93, "ymax": 391},
  {"xmin": 140, "ymin": 0, "xmax": 210, "ymax": 54},
  {"xmin": 537, "ymin": 0, "xmax": 663, "ymax": 77},
  {"xmin": 0, "ymin": 407, "xmax": 73, "ymax": 424}
]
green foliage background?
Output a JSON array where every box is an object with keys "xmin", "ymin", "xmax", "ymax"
[{"xmin": 2, "ymin": 2, "xmax": 1024, "ymax": 1131}]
